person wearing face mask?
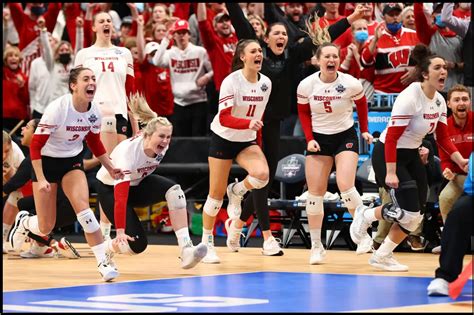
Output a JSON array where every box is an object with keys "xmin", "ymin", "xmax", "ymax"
[
  {"xmin": 29, "ymin": 17, "xmax": 80, "ymax": 119},
  {"xmin": 7, "ymin": 3, "xmax": 62, "ymax": 76},
  {"xmin": 414, "ymin": 3, "xmax": 463, "ymax": 97},
  {"xmin": 340, "ymin": 19, "xmax": 369, "ymax": 79},
  {"xmin": 361, "ymin": 3, "xmax": 420, "ymax": 95}
]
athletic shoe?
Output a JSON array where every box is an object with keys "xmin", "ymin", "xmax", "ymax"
[
  {"xmin": 262, "ymin": 236, "xmax": 284, "ymax": 256},
  {"xmin": 350, "ymin": 205, "xmax": 372, "ymax": 245},
  {"xmin": 431, "ymin": 245, "xmax": 442, "ymax": 254},
  {"xmin": 356, "ymin": 234, "xmax": 373, "ymax": 255},
  {"xmin": 225, "ymin": 218, "xmax": 243, "ymax": 252},
  {"xmin": 407, "ymin": 235, "xmax": 426, "ymax": 251},
  {"xmin": 226, "ymin": 181, "xmax": 243, "ymax": 219},
  {"xmin": 368, "ymin": 251, "xmax": 408, "ymax": 272},
  {"xmin": 201, "ymin": 235, "xmax": 220, "ymax": 264},
  {"xmin": 98, "ymin": 256, "xmax": 119, "ymax": 282},
  {"xmin": 20, "ymin": 242, "xmax": 55, "ymax": 258},
  {"xmin": 180, "ymin": 241, "xmax": 207, "ymax": 269},
  {"xmin": 8, "ymin": 211, "xmax": 30, "ymax": 252},
  {"xmin": 427, "ymin": 278, "xmax": 449, "ymax": 296},
  {"xmin": 309, "ymin": 241, "xmax": 326, "ymax": 264},
  {"xmin": 52, "ymin": 237, "xmax": 81, "ymax": 259}
]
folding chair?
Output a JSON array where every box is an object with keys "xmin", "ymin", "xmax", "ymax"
[{"xmin": 242, "ymin": 154, "xmax": 310, "ymax": 248}]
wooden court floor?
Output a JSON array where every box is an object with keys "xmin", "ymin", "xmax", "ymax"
[{"xmin": 3, "ymin": 242, "xmax": 472, "ymax": 312}]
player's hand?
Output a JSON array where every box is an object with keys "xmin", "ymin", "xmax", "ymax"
[
  {"xmin": 38, "ymin": 179, "xmax": 51, "ymax": 193},
  {"xmin": 114, "ymin": 229, "xmax": 135, "ymax": 246},
  {"xmin": 361, "ymin": 132, "xmax": 373, "ymax": 145},
  {"xmin": 249, "ymin": 120, "xmax": 264, "ymax": 131},
  {"xmin": 385, "ymin": 173, "xmax": 399, "ymax": 189},
  {"xmin": 307, "ymin": 139, "xmax": 320, "ymax": 152}
]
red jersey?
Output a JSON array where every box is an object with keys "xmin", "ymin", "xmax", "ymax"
[
  {"xmin": 139, "ymin": 61, "xmax": 174, "ymax": 117},
  {"xmin": 361, "ymin": 27, "xmax": 419, "ymax": 93},
  {"xmin": 198, "ymin": 19, "xmax": 238, "ymax": 91},
  {"xmin": 437, "ymin": 111, "xmax": 473, "ymax": 174}
]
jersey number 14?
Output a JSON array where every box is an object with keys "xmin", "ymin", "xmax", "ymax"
[{"xmin": 101, "ymin": 61, "xmax": 115, "ymax": 72}]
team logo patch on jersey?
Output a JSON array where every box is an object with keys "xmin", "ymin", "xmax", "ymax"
[
  {"xmin": 335, "ymin": 84, "xmax": 346, "ymax": 93},
  {"xmin": 156, "ymin": 154, "xmax": 164, "ymax": 162},
  {"xmin": 88, "ymin": 114, "xmax": 98, "ymax": 124},
  {"xmin": 346, "ymin": 143, "xmax": 353, "ymax": 149},
  {"xmin": 436, "ymin": 99, "xmax": 441, "ymax": 107},
  {"xmin": 115, "ymin": 49, "xmax": 123, "ymax": 55},
  {"xmin": 260, "ymin": 83, "xmax": 268, "ymax": 92},
  {"xmin": 122, "ymin": 126, "xmax": 127, "ymax": 133}
]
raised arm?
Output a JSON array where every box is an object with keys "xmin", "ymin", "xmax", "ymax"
[
  {"xmin": 441, "ymin": 3, "xmax": 470, "ymax": 37},
  {"xmin": 226, "ymin": 2, "xmax": 257, "ymax": 40}
]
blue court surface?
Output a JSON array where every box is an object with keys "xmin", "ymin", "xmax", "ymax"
[{"xmin": 3, "ymin": 272, "xmax": 472, "ymax": 312}]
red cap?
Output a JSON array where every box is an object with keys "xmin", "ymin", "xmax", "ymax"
[{"xmin": 172, "ymin": 19, "xmax": 189, "ymax": 33}]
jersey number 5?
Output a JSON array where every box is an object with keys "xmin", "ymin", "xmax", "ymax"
[
  {"xmin": 323, "ymin": 101, "xmax": 332, "ymax": 113},
  {"xmin": 101, "ymin": 61, "xmax": 115, "ymax": 72},
  {"xmin": 246, "ymin": 104, "xmax": 256, "ymax": 117}
]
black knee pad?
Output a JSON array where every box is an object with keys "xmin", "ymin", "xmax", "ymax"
[
  {"xmin": 129, "ymin": 236, "xmax": 148, "ymax": 254},
  {"xmin": 393, "ymin": 180, "xmax": 419, "ymax": 211}
]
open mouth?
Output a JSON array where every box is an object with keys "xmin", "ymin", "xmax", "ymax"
[
  {"xmin": 327, "ymin": 65, "xmax": 336, "ymax": 71},
  {"xmin": 457, "ymin": 107, "xmax": 466, "ymax": 113},
  {"xmin": 254, "ymin": 59, "xmax": 262, "ymax": 65},
  {"xmin": 439, "ymin": 77, "xmax": 446, "ymax": 84},
  {"xmin": 86, "ymin": 87, "xmax": 95, "ymax": 96},
  {"xmin": 276, "ymin": 42, "xmax": 284, "ymax": 48},
  {"xmin": 103, "ymin": 28, "xmax": 111, "ymax": 35}
]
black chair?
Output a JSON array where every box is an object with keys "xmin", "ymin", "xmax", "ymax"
[{"xmin": 242, "ymin": 154, "xmax": 311, "ymax": 248}]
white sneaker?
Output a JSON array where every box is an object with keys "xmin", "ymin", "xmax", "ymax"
[
  {"xmin": 369, "ymin": 251, "xmax": 408, "ymax": 272},
  {"xmin": 8, "ymin": 211, "xmax": 30, "ymax": 252},
  {"xmin": 225, "ymin": 218, "xmax": 243, "ymax": 252},
  {"xmin": 3, "ymin": 242, "xmax": 13, "ymax": 254},
  {"xmin": 180, "ymin": 241, "xmax": 207, "ymax": 269},
  {"xmin": 98, "ymin": 257, "xmax": 119, "ymax": 282},
  {"xmin": 201, "ymin": 235, "xmax": 220, "ymax": 264},
  {"xmin": 356, "ymin": 234, "xmax": 373, "ymax": 255},
  {"xmin": 309, "ymin": 241, "xmax": 326, "ymax": 264},
  {"xmin": 431, "ymin": 245, "xmax": 442, "ymax": 254},
  {"xmin": 427, "ymin": 278, "xmax": 449, "ymax": 296},
  {"xmin": 226, "ymin": 181, "xmax": 243, "ymax": 219},
  {"xmin": 350, "ymin": 205, "xmax": 372, "ymax": 245},
  {"xmin": 52, "ymin": 237, "xmax": 81, "ymax": 259},
  {"xmin": 262, "ymin": 236, "xmax": 284, "ymax": 256},
  {"xmin": 20, "ymin": 242, "xmax": 55, "ymax": 258}
]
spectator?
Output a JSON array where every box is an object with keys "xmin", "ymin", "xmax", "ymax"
[
  {"xmin": 152, "ymin": 19, "xmax": 213, "ymax": 136},
  {"xmin": 401, "ymin": 6, "xmax": 416, "ymax": 31},
  {"xmin": 3, "ymin": 45, "xmax": 29, "ymax": 135},
  {"xmin": 414, "ymin": 3, "xmax": 464, "ymax": 97},
  {"xmin": 433, "ymin": 84, "xmax": 473, "ymax": 254},
  {"xmin": 189, "ymin": 3, "xmax": 226, "ymax": 46},
  {"xmin": 441, "ymin": 3, "xmax": 472, "ymax": 97},
  {"xmin": 247, "ymin": 14, "xmax": 266, "ymax": 41},
  {"xmin": 361, "ymin": 3, "xmax": 420, "ymax": 96}
]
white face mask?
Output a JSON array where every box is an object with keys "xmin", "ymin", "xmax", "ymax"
[{"xmin": 459, "ymin": 3, "xmax": 471, "ymax": 10}]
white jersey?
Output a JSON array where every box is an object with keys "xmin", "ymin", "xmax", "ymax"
[
  {"xmin": 96, "ymin": 133, "xmax": 168, "ymax": 186},
  {"xmin": 74, "ymin": 45, "xmax": 134, "ymax": 119},
  {"xmin": 35, "ymin": 94, "xmax": 102, "ymax": 158},
  {"xmin": 380, "ymin": 82, "xmax": 448, "ymax": 149},
  {"xmin": 152, "ymin": 38, "xmax": 212, "ymax": 106},
  {"xmin": 3, "ymin": 142, "xmax": 25, "ymax": 182},
  {"xmin": 297, "ymin": 71, "xmax": 364, "ymax": 134},
  {"xmin": 210, "ymin": 70, "xmax": 272, "ymax": 142}
]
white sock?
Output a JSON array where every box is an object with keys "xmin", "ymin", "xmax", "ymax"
[
  {"xmin": 363, "ymin": 208, "xmax": 377, "ymax": 222},
  {"xmin": 3, "ymin": 223, "xmax": 12, "ymax": 242},
  {"xmin": 91, "ymin": 242, "xmax": 107, "ymax": 263},
  {"xmin": 100, "ymin": 222, "xmax": 112, "ymax": 238},
  {"xmin": 24, "ymin": 216, "xmax": 46, "ymax": 236},
  {"xmin": 202, "ymin": 228, "xmax": 213, "ymax": 244},
  {"xmin": 310, "ymin": 228, "xmax": 321, "ymax": 243},
  {"xmin": 233, "ymin": 181, "xmax": 249, "ymax": 196},
  {"xmin": 377, "ymin": 236, "xmax": 398, "ymax": 257},
  {"xmin": 175, "ymin": 227, "xmax": 191, "ymax": 248}
]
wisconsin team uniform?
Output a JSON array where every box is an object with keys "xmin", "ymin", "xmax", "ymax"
[
  {"xmin": 210, "ymin": 70, "xmax": 272, "ymax": 142},
  {"xmin": 74, "ymin": 45, "xmax": 134, "ymax": 120},
  {"xmin": 96, "ymin": 134, "xmax": 169, "ymax": 186}
]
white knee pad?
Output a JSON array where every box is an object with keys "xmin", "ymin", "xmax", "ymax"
[
  {"xmin": 247, "ymin": 175, "xmax": 268, "ymax": 190},
  {"xmin": 306, "ymin": 193, "xmax": 324, "ymax": 215},
  {"xmin": 101, "ymin": 116, "xmax": 117, "ymax": 133},
  {"xmin": 165, "ymin": 184, "xmax": 186, "ymax": 210},
  {"xmin": 398, "ymin": 210, "xmax": 424, "ymax": 232},
  {"xmin": 340, "ymin": 187, "xmax": 363, "ymax": 210},
  {"xmin": 76, "ymin": 208, "xmax": 100, "ymax": 233},
  {"xmin": 7, "ymin": 190, "xmax": 23, "ymax": 207},
  {"xmin": 203, "ymin": 196, "xmax": 223, "ymax": 217}
]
